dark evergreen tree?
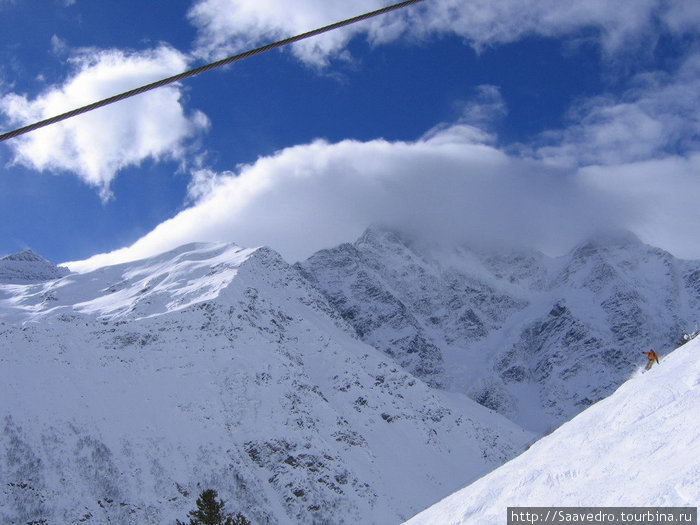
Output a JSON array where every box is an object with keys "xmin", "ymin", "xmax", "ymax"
[{"xmin": 177, "ymin": 489, "xmax": 251, "ymax": 525}]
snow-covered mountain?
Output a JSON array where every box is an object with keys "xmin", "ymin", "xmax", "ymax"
[
  {"xmin": 0, "ymin": 250, "xmax": 70, "ymax": 283},
  {"xmin": 299, "ymin": 227, "xmax": 700, "ymax": 432},
  {"xmin": 403, "ymin": 336, "xmax": 700, "ymax": 524},
  {"xmin": 0, "ymin": 242, "xmax": 531, "ymax": 525},
  {"xmin": 2, "ymin": 229, "xmax": 698, "ymax": 524}
]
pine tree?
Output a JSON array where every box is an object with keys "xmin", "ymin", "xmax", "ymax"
[{"xmin": 177, "ymin": 489, "xmax": 251, "ymax": 525}]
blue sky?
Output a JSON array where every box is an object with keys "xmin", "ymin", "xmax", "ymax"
[{"xmin": 1, "ymin": 0, "xmax": 699, "ymax": 268}]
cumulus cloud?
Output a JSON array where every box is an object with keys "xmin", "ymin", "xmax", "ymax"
[
  {"xmin": 188, "ymin": 0, "xmax": 698, "ymax": 65},
  {"xmin": 0, "ymin": 46, "xmax": 209, "ymax": 200}
]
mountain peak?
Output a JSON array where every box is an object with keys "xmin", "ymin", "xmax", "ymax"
[
  {"xmin": 1, "ymin": 249, "xmax": 43, "ymax": 261},
  {"xmin": 0, "ymin": 249, "xmax": 70, "ymax": 283},
  {"xmin": 356, "ymin": 224, "xmax": 408, "ymax": 248},
  {"xmin": 571, "ymin": 229, "xmax": 643, "ymax": 257}
]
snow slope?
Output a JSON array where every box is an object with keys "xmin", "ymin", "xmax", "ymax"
[
  {"xmin": 0, "ymin": 243, "xmax": 531, "ymax": 525},
  {"xmin": 403, "ymin": 338, "xmax": 700, "ymax": 524}
]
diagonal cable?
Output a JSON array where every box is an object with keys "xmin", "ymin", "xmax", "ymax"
[{"xmin": 0, "ymin": 0, "xmax": 425, "ymax": 143}]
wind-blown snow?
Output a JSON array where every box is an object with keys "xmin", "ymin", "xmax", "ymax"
[{"xmin": 403, "ymin": 338, "xmax": 700, "ymax": 524}]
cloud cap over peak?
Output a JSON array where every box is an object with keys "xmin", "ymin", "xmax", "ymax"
[{"xmin": 66, "ymin": 124, "xmax": 638, "ymax": 271}]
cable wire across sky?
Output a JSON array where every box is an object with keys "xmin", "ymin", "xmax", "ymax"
[{"xmin": 0, "ymin": 0, "xmax": 425, "ymax": 143}]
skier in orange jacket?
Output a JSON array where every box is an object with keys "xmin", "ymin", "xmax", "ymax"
[{"xmin": 643, "ymin": 350, "xmax": 659, "ymax": 370}]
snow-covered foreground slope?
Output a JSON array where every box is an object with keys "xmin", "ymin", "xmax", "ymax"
[
  {"xmin": 0, "ymin": 243, "xmax": 531, "ymax": 524},
  {"xmin": 404, "ymin": 338, "xmax": 700, "ymax": 525}
]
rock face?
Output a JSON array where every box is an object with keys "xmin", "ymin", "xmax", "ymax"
[
  {"xmin": 0, "ymin": 242, "xmax": 530, "ymax": 525},
  {"xmin": 298, "ymin": 227, "xmax": 700, "ymax": 432}
]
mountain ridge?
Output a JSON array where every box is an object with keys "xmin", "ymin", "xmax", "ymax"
[
  {"xmin": 0, "ymin": 240, "xmax": 531, "ymax": 525},
  {"xmin": 298, "ymin": 226, "xmax": 700, "ymax": 432}
]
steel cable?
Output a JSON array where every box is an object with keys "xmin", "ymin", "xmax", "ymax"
[{"xmin": 0, "ymin": 0, "xmax": 425, "ymax": 143}]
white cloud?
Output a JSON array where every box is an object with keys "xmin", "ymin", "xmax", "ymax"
[
  {"xmin": 533, "ymin": 52, "xmax": 700, "ymax": 167},
  {"xmin": 422, "ymin": 0, "xmax": 662, "ymax": 52},
  {"xmin": 188, "ymin": 0, "xmax": 699, "ymax": 65},
  {"xmin": 0, "ymin": 46, "xmax": 209, "ymax": 200},
  {"xmin": 458, "ymin": 85, "xmax": 508, "ymax": 129},
  {"xmin": 66, "ymin": 123, "xmax": 632, "ymax": 271},
  {"xmin": 662, "ymin": 0, "xmax": 700, "ymax": 34},
  {"xmin": 65, "ymin": 45, "xmax": 700, "ymax": 271},
  {"xmin": 50, "ymin": 35, "xmax": 69, "ymax": 56},
  {"xmin": 578, "ymin": 154, "xmax": 700, "ymax": 260},
  {"xmin": 61, "ymin": 4, "xmax": 700, "ymax": 270},
  {"xmin": 188, "ymin": 0, "xmax": 393, "ymax": 66}
]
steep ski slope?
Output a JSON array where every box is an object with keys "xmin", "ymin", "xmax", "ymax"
[
  {"xmin": 299, "ymin": 227, "xmax": 700, "ymax": 433},
  {"xmin": 0, "ymin": 243, "xmax": 531, "ymax": 525},
  {"xmin": 404, "ymin": 338, "xmax": 700, "ymax": 525}
]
